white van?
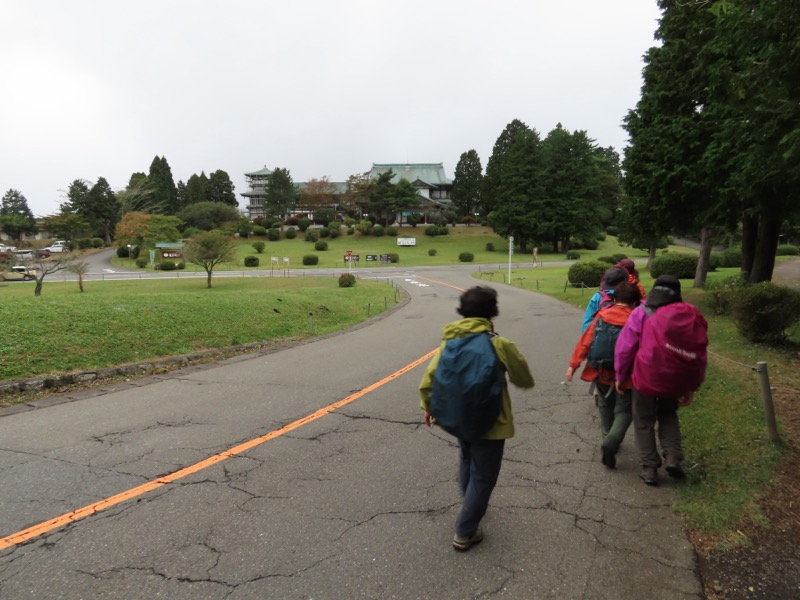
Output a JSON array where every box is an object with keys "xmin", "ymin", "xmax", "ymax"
[{"xmin": 44, "ymin": 240, "xmax": 69, "ymax": 253}]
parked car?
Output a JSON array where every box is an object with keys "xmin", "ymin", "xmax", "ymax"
[
  {"xmin": 43, "ymin": 240, "xmax": 69, "ymax": 253},
  {"xmin": 1, "ymin": 266, "xmax": 38, "ymax": 281}
]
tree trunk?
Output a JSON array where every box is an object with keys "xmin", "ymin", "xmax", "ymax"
[
  {"xmin": 741, "ymin": 212, "xmax": 758, "ymax": 279},
  {"xmin": 78, "ymin": 276, "xmax": 85, "ymax": 292},
  {"xmin": 34, "ymin": 281, "xmax": 43, "ymax": 296},
  {"xmin": 552, "ymin": 234, "xmax": 559, "ymax": 254},
  {"xmin": 647, "ymin": 244, "xmax": 657, "ymax": 269},
  {"xmin": 748, "ymin": 213, "xmax": 781, "ymax": 283},
  {"xmin": 693, "ymin": 227, "xmax": 714, "ymax": 288},
  {"xmin": 206, "ymin": 271, "xmax": 213, "ymax": 288}
]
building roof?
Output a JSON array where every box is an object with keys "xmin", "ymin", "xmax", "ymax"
[
  {"xmin": 245, "ymin": 167, "xmax": 273, "ymax": 177},
  {"xmin": 369, "ymin": 163, "xmax": 452, "ymax": 187}
]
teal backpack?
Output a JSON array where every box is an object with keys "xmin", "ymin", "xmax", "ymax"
[
  {"xmin": 430, "ymin": 332, "xmax": 504, "ymax": 442},
  {"xmin": 586, "ymin": 317, "xmax": 623, "ymax": 371}
]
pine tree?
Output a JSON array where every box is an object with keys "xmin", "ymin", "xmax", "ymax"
[
  {"xmin": 207, "ymin": 170, "xmax": 237, "ymax": 206},
  {"xmin": 0, "ymin": 189, "xmax": 37, "ymax": 241},
  {"xmin": 451, "ymin": 150, "xmax": 483, "ymax": 218},
  {"xmin": 148, "ymin": 156, "xmax": 179, "ymax": 215}
]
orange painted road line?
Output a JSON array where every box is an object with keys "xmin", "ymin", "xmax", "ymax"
[
  {"xmin": 415, "ymin": 275, "xmax": 465, "ymax": 292},
  {"xmin": 0, "ymin": 348, "xmax": 439, "ymax": 551}
]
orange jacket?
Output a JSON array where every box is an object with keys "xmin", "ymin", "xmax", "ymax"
[{"xmin": 569, "ymin": 303, "xmax": 634, "ymax": 387}]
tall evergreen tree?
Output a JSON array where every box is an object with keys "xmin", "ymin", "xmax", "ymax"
[
  {"xmin": 84, "ymin": 177, "xmax": 121, "ymax": 243},
  {"xmin": 483, "ymin": 119, "xmax": 530, "ymax": 215},
  {"xmin": 148, "ymin": 156, "xmax": 179, "ymax": 215},
  {"xmin": 265, "ymin": 168, "xmax": 297, "ymax": 220},
  {"xmin": 0, "ymin": 189, "xmax": 37, "ymax": 241},
  {"xmin": 185, "ymin": 172, "xmax": 210, "ymax": 206},
  {"xmin": 207, "ymin": 170, "xmax": 237, "ymax": 206},
  {"xmin": 451, "ymin": 150, "xmax": 483, "ymax": 217}
]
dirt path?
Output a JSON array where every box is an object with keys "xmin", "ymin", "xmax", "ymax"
[{"xmin": 773, "ymin": 256, "xmax": 800, "ymax": 288}]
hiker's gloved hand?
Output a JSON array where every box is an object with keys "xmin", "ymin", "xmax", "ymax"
[
  {"xmin": 423, "ymin": 411, "xmax": 433, "ymax": 427},
  {"xmin": 565, "ymin": 366, "xmax": 575, "ymax": 382}
]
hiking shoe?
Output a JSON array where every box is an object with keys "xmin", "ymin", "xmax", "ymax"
[
  {"xmin": 452, "ymin": 527, "xmax": 484, "ymax": 552},
  {"xmin": 601, "ymin": 448, "xmax": 616, "ymax": 469},
  {"xmin": 665, "ymin": 461, "xmax": 686, "ymax": 480},
  {"xmin": 639, "ymin": 467, "xmax": 658, "ymax": 486}
]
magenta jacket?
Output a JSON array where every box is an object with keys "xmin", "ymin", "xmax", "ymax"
[{"xmin": 614, "ymin": 304, "xmax": 647, "ymax": 384}]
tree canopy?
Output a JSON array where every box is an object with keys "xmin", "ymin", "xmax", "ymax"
[
  {"xmin": 0, "ymin": 189, "xmax": 37, "ymax": 241},
  {"xmin": 451, "ymin": 150, "xmax": 483, "ymax": 218},
  {"xmin": 265, "ymin": 168, "xmax": 297, "ymax": 220}
]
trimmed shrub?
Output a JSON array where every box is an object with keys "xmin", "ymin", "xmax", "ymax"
[
  {"xmin": 183, "ymin": 226, "xmax": 203, "ymax": 238},
  {"xmin": 298, "ymin": 217, "xmax": 311, "ymax": 231},
  {"xmin": 77, "ymin": 238, "xmax": 93, "ymax": 249},
  {"xmin": 428, "ymin": 249, "xmax": 437, "ymax": 256},
  {"xmin": 566, "ymin": 250, "xmax": 581, "ymax": 260},
  {"xmin": 596, "ymin": 232, "xmax": 607, "ymax": 242},
  {"xmin": 776, "ymin": 244, "xmax": 799, "ymax": 256},
  {"xmin": 285, "ymin": 216, "xmax": 299, "ymax": 226},
  {"xmin": 319, "ymin": 227, "xmax": 330, "ymax": 238},
  {"xmin": 135, "ymin": 257, "xmax": 148, "ymax": 268},
  {"xmin": 347, "ymin": 227, "xmax": 355, "ymax": 235},
  {"xmin": 709, "ymin": 253, "xmax": 724, "ymax": 271},
  {"xmin": 244, "ymin": 255, "xmax": 259, "ymax": 267},
  {"xmin": 567, "ymin": 261, "xmax": 607, "ymax": 288},
  {"xmin": 720, "ymin": 247, "xmax": 743, "ymax": 268},
  {"xmin": 438, "ymin": 226, "xmax": 449, "ymax": 235},
  {"xmin": 305, "ymin": 229, "xmax": 320, "ymax": 242},
  {"xmin": 91, "ymin": 237, "xmax": 104, "ymax": 248},
  {"xmin": 271, "ymin": 221, "xmax": 283, "ymax": 230},
  {"xmin": 372, "ymin": 224, "xmax": 385, "ymax": 237},
  {"xmin": 314, "ymin": 240, "xmax": 328, "ymax": 251},
  {"xmin": 338, "ymin": 273, "xmax": 356, "ymax": 288},
  {"xmin": 177, "ymin": 262, "xmax": 185, "ymax": 269},
  {"xmin": 425, "ymin": 225, "xmax": 439, "ymax": 237},
  {"xmin": 285, "ymin": 227, "xmax": 297, "ymax": 239},
  {"xmin": 387, "ymin": 253, "xmax": 399, "ymax": 263},
  {"xmin": 252, "ymin": 241, "xmax": 265, "ymax": 254},
  {"xmin": 486, "ymin": 242, "xmax": 495, "ymax": 252},
  {"xmin": 116, "ymin": 246, "xmax": 129, "ymax": 258},
  {"xmin": 703, "ymin": 275, "xmax": 750, "ymax": 316},
  {"xmin": 302, "ymin": 254, "xmax": 319, "ymax": 266},
  {"xmin": 730, "ymin": 282, "xmax": 800, "ymax": 343},
  {"xmin": 252, "ymin": 225, "xmax": 267, "ymax": 237},
  {"xmin": 606, "ymin": 225, "xmax": 620, "ymax": 236},
  {"xmin": 267, "ymin": 228, "xmax": 280, "ymax": 241},
  {"xmin": 458, "ymin": 252, "xmax": 474, "ymax": 262},
  {"xmin": 357, "ymin": 219, "xmax": 373, "ymax": 235},
  {"xmin": 159, "ymin": 260, "xmax": 177, "ymax": 271},
  {"xmin": 386, "ymin": 226, "xmax": 398, "ymax": 237},
  {"xmin": 597, "ymin": 253, "xmax": 628, "ymax": 265},
  {"xmin": 328, "ymin": 227, "xmax": 341, "ymax": 239},
  {"xmin": 650, "ymin": 253, "xmax": 698, "ymax": 279}
]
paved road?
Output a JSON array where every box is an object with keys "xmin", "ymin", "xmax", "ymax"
[{"xmin": 0, "ymin": 267, "xmax": 699, "ymax": 599}]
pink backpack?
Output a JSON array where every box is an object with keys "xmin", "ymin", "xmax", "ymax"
[{"xmin": 633, "ymin": 302, "xmax": 708, "ymax": 398}]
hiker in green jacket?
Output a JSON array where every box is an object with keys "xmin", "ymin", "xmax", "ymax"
[{"xmin": 419, "ymin": 286, "xmax": 534, "ymax": 551}]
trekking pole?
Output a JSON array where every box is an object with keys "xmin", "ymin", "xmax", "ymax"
[{"xmin": 754, "ymin": 361, "xmax": 780, "ymax": 442}]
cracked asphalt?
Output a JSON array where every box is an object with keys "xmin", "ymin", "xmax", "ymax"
[{"xmin": 0, "ymin": 268, "xmax": 701, "ymax": 599}]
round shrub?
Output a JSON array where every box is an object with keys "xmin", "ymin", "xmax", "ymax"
[
  {"xmin": 244, "ymin": 256, "xmax": 259, "ymax": 267},
  {"xmin": 372, "ymin": 224, "xmax": 385, "ymax": 237},
  {"xmin": 177, "ymin": 262, "xmax": 185, "ymax": 269},
  {"xmin": 252, "ymin": 225, "xmax": 267, "ymax": 236},
  {"xmin": 567, "ymin": 261, "xmax": 607, "ymax": 288},
  {"xmin": 252, "ymin": 241, "xmax": 265, "ymax": 254},
  {"xmin": 116, "ymin": 246, "xmax": 130, "ymax": 258},
  {"xmin": 720, "ymin": 247, "xmax": 743, "ymax": 268},
  {"xmin": 458, "ymin": 252, "xmax": 474, "ymax": 262},
  {"xmin": 650, "ymin": 253, "xmax": 698, "ymax": 279},
  {"xmin": 597, "ymin": 253, "xmax": 628, "ymax": 265},
  {"xmin": 425, "ymin": 225, "xmax": 439, "ymax": 237},
  {"xmin": 486, "ymin": 242, "xmax": 495, "ymax": 252},
  {"xmin": 267, "ymin": 229, "xmax": 280, "ymax": 241},
  {"xmin": 566, "ymin": 250, "xmax": 581, "ymax": 260},
  {"xmin": 91, "ymin": 237, "xmax": 104, "ymax": 248},
  {"xmin": 438, "ymin": 226, "xmax": 449, "ymax": 235},
  {"xmin": 305, "ymin": 229, "xmax": 320, "ymax": 242},
  {"xmin": 703, "ymin": 275, "xmax": 749, "ymax": 316},
  {"xmin": 314, "ymin": 240, "xmax": 328, "ymax": 251},
  {"xmin": 606, "ymin": 225, "xmax": 620, "ymax": 236},
  {"xmin": 386, "ymin": 226, "xmax": 398, "ymax": 237},
  {"xmin": 271, "ymin": 221, "xmax": 283, "ymax": 230},
  {"xmin": 709, "ymin": 253, "xmax": 724, "ymax": 271},
  {"xmin": 159, "ymin": 260, "xmax": 177, "ymax": 271},
  {"xmin": 302, "ymin": 254, "xmax": 319, "ymax": 266},
  {"xmin": 135, "ymin": 257, "xmax": 148, "ymax": 268},
  {"xmin": 428, "ymin": 249, "xmax": 437, "ymax": 256},
  {"xmin": 776, "ymin": 244, "xmax": 799, "ymax": 256},
  {"xmin": 319, "ymin": 227, "xmax": 330, "ymax": 238},
  {"xmin": 347, "ymin": 227, "xmax": 355, "ymax": 235},
  {"xmin": 328, "ymin": 227, "xmax": 341, "ymax": 239},
  {"xmin": 298, "ymin": 217, "xmax": 311, "ymax": 231},
  {"xmin": 387, "ymin": 253, "xmax": 399, "ymax": 263},
  {"xmin": 338, "ymin": 273, "xmax": 356, "ymax": 288},
  {"xmin": 596, "ymin": 232, "xmax": 607, "ymax": 242},
  {"xmin": 285, "ymin": 227, "xmax": 297, "ymax": 239},
  {"xmin": 730, "ymin": 282, "xmax": 800, "ymax": 343}
]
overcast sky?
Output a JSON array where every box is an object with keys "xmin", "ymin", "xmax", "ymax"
[{"xmin": 1, "ymin": 1, "xmax": 662, "ymax": 218}]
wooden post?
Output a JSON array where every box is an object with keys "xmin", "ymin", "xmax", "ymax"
[{"xmin": 755, "ymin": 361, "xmax": 780, "ymax": 442}]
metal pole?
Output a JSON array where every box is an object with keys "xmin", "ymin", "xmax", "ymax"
[
  {"xmin": 309, "ymin": 312, "xmax": 314, "ymax": 335},
  {"xmin": 755, "ymin": 361, "xmax": 780, "ymax": 442}
]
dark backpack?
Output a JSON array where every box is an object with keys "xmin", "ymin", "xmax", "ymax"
[
  {"xmin": 586, "ymin": 316, "xmax": 623, "ymax": 371},
  {"xmin": 430, "ymin": 332, "xmax": 504, "ymax": 442},
  {"xmin": 633, "ymin": 302, "xmax": 708, "ymax": 397}
]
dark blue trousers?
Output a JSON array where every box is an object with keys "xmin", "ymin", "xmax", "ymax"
[{"xmin": 456, "ymin": 438, "xmax": 505, "ymax": 536}]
